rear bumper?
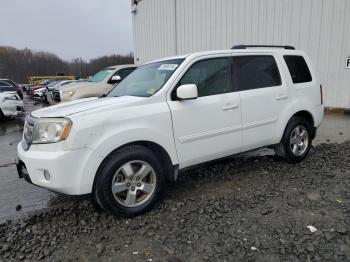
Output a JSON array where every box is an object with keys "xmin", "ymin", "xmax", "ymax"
[{"xmin": 1, "ymin": 103, "xmax": 24, "ymax": 117}]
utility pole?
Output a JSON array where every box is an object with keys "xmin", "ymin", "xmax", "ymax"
[{"xmin": 80, "ymin": 57, "xmax": 83, "ymax": 79}]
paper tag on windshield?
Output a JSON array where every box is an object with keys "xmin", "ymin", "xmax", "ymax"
[{"xmin": 158, "ymin": 64, "xmax": 178, "ymax": 71}]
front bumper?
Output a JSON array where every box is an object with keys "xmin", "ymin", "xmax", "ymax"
[
  {"xmin": 17, "ymin": 142, "xmax": 102, "ymax": 195},
  {"xmin": 16, "ymin": 159, "xmax": 32, "ymax": 184}
]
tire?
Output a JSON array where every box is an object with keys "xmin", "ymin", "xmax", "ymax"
[
  {"xmin": 94, "ymin": 145, "xmax": 165, "ymax": 217},
  {"xmin": 275, "ymin": 116, "xmax": 313, "ymax": 163}
]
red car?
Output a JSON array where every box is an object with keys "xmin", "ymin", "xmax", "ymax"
[{"xmin": 27, "ymin": 79, "xmax": 61, "ymax": 95}]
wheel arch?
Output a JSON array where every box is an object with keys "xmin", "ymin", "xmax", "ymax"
[
  {"xmin": 93, "ymin": 140, "xmax": 177, "ymax": 193},
  {"xmin": 280, "ymin": 110, "xmax": 316, "ymax": 142}
]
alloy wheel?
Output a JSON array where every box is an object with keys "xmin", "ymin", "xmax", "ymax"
[
  {"xmin": 111, "ymin": 160, "xmax": 156, "ymax": 207},
  {"xmin": 290, "ymin": 125, "xmax": 309, "ymax": 157}
]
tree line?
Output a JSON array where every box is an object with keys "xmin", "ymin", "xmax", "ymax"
[{"xmin": 0, "ymin": 46, "xmax": 134, "ymax": 83}]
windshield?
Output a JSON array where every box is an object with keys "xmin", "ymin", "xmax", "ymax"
[
  {"xmin": 47, "ymin": 81, "xmax": 60, "ymax": 87},
  {"xmin": 108, "ymin": 59, "xmax": 184, "ymax": 97},
  {"xmin": 90, "ymin": 68, "xmax": 114, "ymax": 83}
]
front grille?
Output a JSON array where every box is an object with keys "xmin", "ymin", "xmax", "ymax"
[
  {"xmin": 52, "ymin": 91, "xmax": 61, "ymax": 102},
  {"xmin": 22, "ymin": 115, "xmax": 38, "ymax": 151}
]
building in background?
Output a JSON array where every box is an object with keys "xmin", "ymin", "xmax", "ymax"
[{"xmin": 132, "ymin": 0, "xmax": 350, "ymax": 109}]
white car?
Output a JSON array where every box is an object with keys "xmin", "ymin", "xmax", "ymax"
[
  {"xmin": 17, "ymin": 45, "xmax": 324, "ymax": 216},
  {"xmin": 33, "ymin": 87, "xmax": 46, "ymax": 100},
  {"xmin": 0, "ymin": 92, "xmax": 24, "ymax": 120}
]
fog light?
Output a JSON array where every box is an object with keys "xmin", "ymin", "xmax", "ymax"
[{"xmin": 44, "ymin": 170, "xmax": 51, "ymax": 181}]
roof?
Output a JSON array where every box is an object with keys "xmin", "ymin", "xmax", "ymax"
[
  {"xmin": 107, "ymin": 64, "xmax": 138, "ymax": 70},
  {"xmin": 148, "ymin": 47, "xmax": 304, "ymax": 64}
]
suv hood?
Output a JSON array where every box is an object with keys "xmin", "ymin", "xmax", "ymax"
[{"xmin": 31, "ymin": 96, "xmax": 146, "ymax": 118}]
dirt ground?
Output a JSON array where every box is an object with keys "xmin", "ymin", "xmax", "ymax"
[{"xmin": 0, "ymin": 97, "xmax": 349, "ymax": 261}]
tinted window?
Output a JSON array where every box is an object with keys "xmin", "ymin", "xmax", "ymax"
[
  {"xmin": 179, "ymin": 58, "xmax": 231, "ymax": 97},
  {"xmin": 115, "ymin": 67, "xmax": 137, "ymax": 79},
  {"xmin": 284, "ymin": 55, "xmax": 312, "ymax": 84},
  {"xmin": 232, "ymin": 56, "xmax": 281, "ymax": 91},
  {"xmin": 3, "ymin": 80, "xmax": 16, "ymax": 86},
  {"xmin": 0, "ymin": 81, "xmax": 15, "ymax": 92}
]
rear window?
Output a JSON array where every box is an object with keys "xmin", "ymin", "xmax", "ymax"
[
  {"xmin": 232, "ymin": 55, "xmax": 282, "ymax": 91},
  {"xmin": 284, "ymin": 55, "xmax": 312, "ymax": 84},
  {"xmin": 0, "ymin": 81, "xmax": 15, "ymax": 92}
]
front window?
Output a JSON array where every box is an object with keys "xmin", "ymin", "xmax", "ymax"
[
  {"xmin": 108, "ymin": 59, "xmax": 184, "ymax": 97},
  {"xmin": 90, "ymin": 68, "xmax": 114, "ymax": 83}
]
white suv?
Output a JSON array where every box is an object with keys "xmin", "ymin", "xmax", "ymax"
[{"xmin": 17, "ymin": 46, "xmax": 324, "ymax": 216}]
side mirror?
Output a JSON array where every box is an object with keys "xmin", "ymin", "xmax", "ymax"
[
  {"xmin": 176, "ymin": 84, "xmax": 198, "ymax": 100},
  {"xmin": 109, "ymin": 75, "xmax": 122, "ymax": 84}
]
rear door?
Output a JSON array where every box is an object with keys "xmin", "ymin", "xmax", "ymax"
[
  {"xmin": 232, "ymin": 54, "xmax": 289, "ymax": 151},
  {"xmin": 168, "ymin": 56, "xmax": 242, "ymax": 168}
]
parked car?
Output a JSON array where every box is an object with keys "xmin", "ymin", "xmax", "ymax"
[
  {"xmin": 17, "ymin": 46, "xmax": 324, "ymax": 217},
  {"xmin": 59, "ymin": 65, "xmax": 137, "ymax": 102},
  {"xmin": 33, "ymin": 87, "xmax": 46, "ymax": 101},
  {"xmin": 0, "ymin": 79, "xmax": 24, "ymax": 99},
  {"xmin": 46, "ymin": 80, "xmax": 89, "ymax": 105},
  {"xmin": 27, "ymin": 79, "xmax": 61, "ymax": 95},
  {"xmin": 41, "ymin": 80, "xmax": 71, "ymax": 104},
  {"xmin": 0, "ymin": 92, "xmax": 24, "ymax": 120}
]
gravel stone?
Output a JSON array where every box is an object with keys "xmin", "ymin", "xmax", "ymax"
[{"xmin": 0, "ymin": 142, "xmax": 350, "ymax": 261}]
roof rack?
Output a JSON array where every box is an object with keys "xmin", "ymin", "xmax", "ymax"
[{"xmin": 232, "ymin": 45, "xmax": 295, "ymax": 50}]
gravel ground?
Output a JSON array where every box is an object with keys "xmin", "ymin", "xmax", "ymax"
[{"xmin": 1, "ymin": 141, "xmax": 349, "ymax": 261}]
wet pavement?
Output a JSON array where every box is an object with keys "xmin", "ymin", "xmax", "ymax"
[
  {"xmin": 0, "ymin": 97, "xmax": 349, "ymax": 222},
  {"xmin": 0, "ymin": 97, "xmax": 60, "ymax": 222}
]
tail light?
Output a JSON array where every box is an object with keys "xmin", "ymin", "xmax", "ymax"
[{"xmin": 320, "ymin": 85, "xmax": 323, "ymax": 105}]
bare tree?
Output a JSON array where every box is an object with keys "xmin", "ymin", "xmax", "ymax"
[{"xmin": 0, "ymin": 46, "xmax": 134, "ymax": 83}]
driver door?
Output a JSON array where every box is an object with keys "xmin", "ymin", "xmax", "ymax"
[{"xmin": 167, "ymin": 56, "xmax": 242, "ymax": 168}]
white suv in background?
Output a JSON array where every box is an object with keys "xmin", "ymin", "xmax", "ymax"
[
  {"xmin": 0, "ymin": 93, "xmax": 24, "ymax": 120},
  {"xmin": 17, "ymin": 45, "xmax": 324, "ymax": 216}
]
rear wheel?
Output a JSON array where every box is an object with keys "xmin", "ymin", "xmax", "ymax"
[
  {"xmin": 275, "ymin": 116, "xmax": 312, "ymax": 163},
  {"xmin": 94, "ymin": 145, "xmax": 164, "ymax": 217}
]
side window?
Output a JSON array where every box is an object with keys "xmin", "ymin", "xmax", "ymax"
[
  {"xmin": 284, "ymin": 55, "xmax": 312, "ymax": 84},
  {"xmin": 178, "ymin": 58, "xmax": 231, "ymax": 97},
  {"xmin": 0, "ymin": 81, "xmax": 13, "ymax": 92},
  {"xmin": 232, "ymin": 56, "xmax": 282, "ymax": 91},
  {"xmin": 0, "ymin": 81, "xmax": 11, "ymax": 87},
  {"xmin": 115, "ymin": 67, "xmax": 137, "ymax": 80}
]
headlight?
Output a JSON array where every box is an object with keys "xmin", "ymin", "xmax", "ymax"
[{"xmin": 32, "ymin": 118, "xmax": 72, "ymax": 144}]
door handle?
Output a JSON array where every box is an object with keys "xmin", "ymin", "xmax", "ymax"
[
  {"xmin": 222, "ymin": 104, "xmax": 239, "ymax": 111},
  {"xmin": 275, "ymin": 95, "xmax": 288, "ymax": 100}
]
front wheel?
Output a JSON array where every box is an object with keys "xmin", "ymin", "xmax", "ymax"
[
  {"xmin": 94, "ymin": 145, "xmax": 164, "ymax": 217},
  {"xmin": 275, "ymin": 116, "xmax": 313, "ymax": 163}
]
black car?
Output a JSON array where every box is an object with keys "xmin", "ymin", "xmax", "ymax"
[{"xmin": 0, "ymin": 79, "xmax": 23, "ymax": 99}]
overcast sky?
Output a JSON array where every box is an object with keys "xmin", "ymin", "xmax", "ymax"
[{"xmin": 0, "ymin": 0, "xmax": 133, "ymax": 61}]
